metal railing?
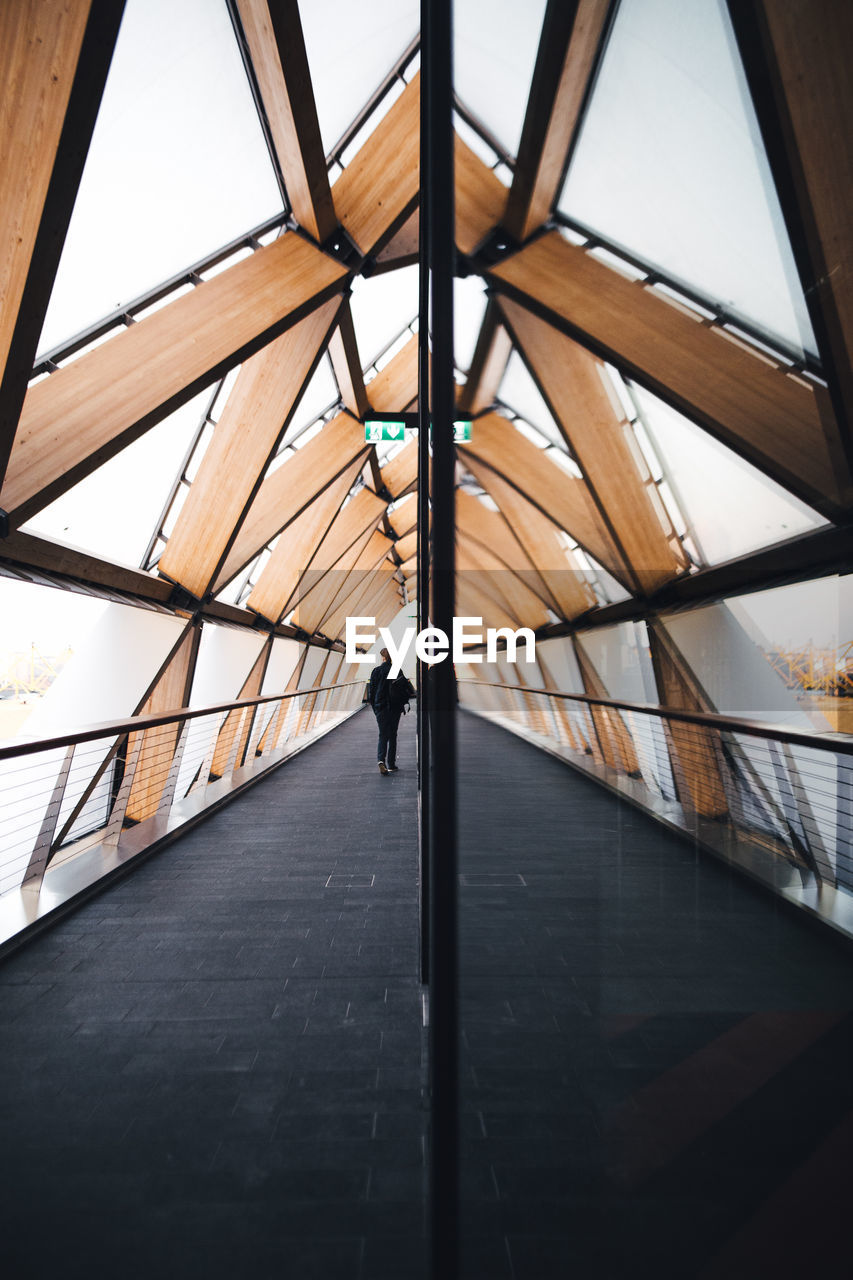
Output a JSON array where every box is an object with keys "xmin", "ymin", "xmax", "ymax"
[
  {"xmin": 0, "ymin": 681, "xmax": 363, "ymax": 904},
  {"xmin": 459, "ymin": 679, "xmax": 853, "ymax": 911}
]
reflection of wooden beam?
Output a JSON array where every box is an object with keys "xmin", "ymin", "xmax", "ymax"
[
  {"xmin": 500, "ymin": 296, "xmax": 687, "ymax": 595},
  {"xmin": 235, "ymin": 0, "xmax": 336, "ymax": 242},
  {"xmin": 489, "ymin": 231, "xmax": 846, "ymax": 516},
  {"xmin": 457, "ymin": 302, "xmax": 512, "ymax": 414},
  {"xmin": 503, "ymin": 0, "xmax": 612, "ymax": 241},
  {"xmin": 460, "ymin": 471, "xmax": 597, "ymax": 621},
  {"xmin": 2, "ymin": 233, "xmax": 347, "ymax": 527},
  {"xmin": 328, "ymin": 299, "xmax": 369, "ymax": 417},
  {"xmin": 727, "ymin": 0, "xmax": 853, "ymax": 481},
  {"xmin": 457, "ymin": 541, "xmax": 550, "ymax": 629},
  {"xmin": 458, "ymin": 412, "xmax": 627, "ymax": 582},
  {"xmin": 0, "ymin": 0, "xmax": 125, "ymax": 494},
  {"xmin": 158, "ymin": 298, "xmax": 340, "ymax": 599},
  {"xmin": 333, "ymin": 74, "xmax": 420, "ymax": 256},
  {"xmin": 212, "ymin": 413, "xmax": 368, "ymax": 592}
]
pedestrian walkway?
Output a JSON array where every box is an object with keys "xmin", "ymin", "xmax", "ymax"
[
  {"xmin": 0, "ymin": 708, "xmax": 426, "ymax": 1280},
  {"xmin": 1, "ymin": 706, "xmax": 852, "ymax": 1279}
]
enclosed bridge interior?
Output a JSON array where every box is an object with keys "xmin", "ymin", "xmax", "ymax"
[{"xmin": 0, "ymin": 1, "xmax": 852, "ymax": 1278}]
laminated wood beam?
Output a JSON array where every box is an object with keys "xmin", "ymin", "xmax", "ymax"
[
  {"xmin": 503, "ymin": 0, "xmax": 612, "ymax": 242},
  {"xmin": 727, "ymin": 0, "xmax": 853, "ymax": 485},
  {"xmin": 460, "ymin": 470, "xmax": 598, "ymax": 621},
  {"xmin": 380, "ymin": 438, "xmax": 418, "ymax": 498},
  {"xmin": 125, "ymin": 623, "xmax": 200, "ymax": 824},
  {"xmin": 500, "ymin": 296, "xmax": 688, "ymax": 594},
  {"xmin": 366, "ymin": 335, "xmax": 419, "ymax": 412},
  {"xmin": 395, "ymin": 531, "xmax": 418, "ymax": 565},
  {"xmin": 0, "ymin": 528, "xmax": 173, "ymax": 604},
  {"xmin": 311, "ymin": 530, "xmax": 394, "ymax": 636},
  {"xmin": 2, "ymin": 232, "xmax": 348, "ymax": 527},
  {"xmin": 574, "ymin": 639, "xmax": 641, "ymax": 777},
  {"xmin": 293, "ymin": 523, "xmax": 389, "ymax": 637},
  {"xmin": 333, "ymin": 73, "xmax": 420, "ymax": 257},
  {"xmin": 210, "ymin": 638, "xmax": 271, "ymax": 779},
  {"xmin": 457, "ymin": 302, "xmax": 512, "ymax": 415},
  {"xmin": 245, "ymin": 462, "xmax": 360, "ymax": 622},
  {"xmin": 488, "ymin": 231, "xmax": 847, "ymax": 517},
  {"xmin": 234, "ymin": 0, "xmax": 336, "ymax": 243},
  {"xmin": 455, "ymin": 577, "xmax": 519, "ymax": 635},
  {"xmin": 387, "ymin": 491, "xmax": 417, "ymax": 538},
  {"xmin": 0, "ymin": 0, "xmax": 125, "ymax": 495},
  {"xmin": 456, "ymin": 541, "xmax": 550, "ymax": 630},
  {"xmin": 457, "ymin": 485, "xmax": 568, "ymax": 616},
  {"xmin": 457, "ymin": 413, "xmax": 628, "ymax": 584},
  {"xmin": 211, "ymin": 412, "xmax": 368, "ymax": 593},
  {"xmin": 328, "ymin": 300, "xmax": 369, "ymax": 418},
  {"xmin": 647, "ymin": 622, "xmax": 729, "ymax": 820},
  {"xmin": 373, "ymin": 209, "xmax": 420, "ymax": 272},
  {"xmin": 455, "ymin": 135, "xmax": 507, "ymax": 256},
  {"xmin": 157, "ymin": 297, "xmax": 341, "ymax": 599}
]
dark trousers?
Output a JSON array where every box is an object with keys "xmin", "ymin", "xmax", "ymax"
[{"xmin": 374, "ymin": 706, "xmax": 401, "ymax": 766}]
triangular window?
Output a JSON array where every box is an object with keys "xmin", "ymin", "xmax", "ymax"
[{"xmin": 559, "ymin": 0, "xmax": 816, "ymax": 358}]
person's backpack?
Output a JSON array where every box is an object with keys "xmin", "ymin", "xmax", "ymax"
[{"xmin": 390, "ymin": 673, "xmax": 416, "ymax": 713}]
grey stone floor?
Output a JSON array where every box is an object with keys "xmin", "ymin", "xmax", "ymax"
[
  {"xmin": 0, "ymin": 708, "xmax": 425, "ymax": 1280},
  {"xmin": 457, "ymin": 711, "xmax": 853, "ymax": 1280},
  {"xmin": 2, "ymin": 706, "xmax": 852, "ymax": 1280}
]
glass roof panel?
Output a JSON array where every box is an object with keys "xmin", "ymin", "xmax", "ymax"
[
  {"xmin": 454, "ymin": 277, "xmax": 488, "ymax": 373},
  {"xmin": 281, "ymin": 357, "xmax": 340, "ymax": 448},
  {"xmin": 22, "ymin": 392, "xmax": 209, "ymax": 567},
  {"xmin": 454, "ymin": 0, "xmax": 547, "ymax": 159},
  {"xmin": 498, "ymin": 352, "xmax": 565, "ymax": 450},
  {"xmin": 299, "ymin": 0, "xmax": 419, "ymax": 156},
  {"xmin": 350, "ymin": 265, "xmax": 418, "ymax": 367},
  {"xmin": 633, "ymin": 385, "xmax": 824, "ymax": 564},
  {"xmin": 38, "ymin": 0, "xmax": 283, "ymax": 356},
  {"xmin": 559, "ymin": 0, "xmax": 817, "ymax": 357}
]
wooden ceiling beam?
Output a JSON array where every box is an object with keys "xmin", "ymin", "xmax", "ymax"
[
  {"xmin": 333, "ymin": 73, "xmax": 420, "ymax": 257},
  {"xmin": 366, "ymin": 334, "xmax": 419, "ymax": 412},
  {"xmin": 2, "ymin": 232, "xmax": 348, "ymax": 528},
  {"xmin": 460, "ymin": 465, "xmax": 599, "ymax": 621},
  {"xmin": 234, "ymin": 0, "xmax": 337, "ymax": 243},
  {"xmin": 0, "ymin": 0, "xmax": 125, "ymax": 498},
  {"xmin": 727, "ymin": 0, "xmax": 853, "ymax": 491},
  {"xmin": 457, "ymin": 301, "xmax": 512, "ymax": 415},
  {"xmin": 245, "ymin": 464, "xmax": 359, "ymax": 622},
  {"xmin": 488, "ymin": 231, "xmax": 847, "ymax": 517},
  {"xmin": 500, "ymin": 296, "xmax": 688, "ymax": 594},
  {"xmin": 457, "ymin": 412, "xmax": 628, "ymax": 583},
  {"xmin": 211, "ymin": 412, "xmax": 368, "ymax": 593},
  {"xmin": 379, "ymin": 438, "xmax": 418, "ymax": 499},
  {"xmin": 157, "ymin": 298, "xmax": 341, "ymax": 599},
  {"xmin": 328, "ymin": 299, "xmax": 370, "ymax": 418},
  {"xmin": 503, "ymin": 0, "xmax": 612, "ymax": 242},
  {"xmin": 294, "ymin": 524, "xmax": 390, "ymax": 637}
]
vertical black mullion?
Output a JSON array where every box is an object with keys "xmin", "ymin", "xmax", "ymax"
[
  {"xmin": 423, "ymin": 0, "xmax": 459, "ymax": 1276},
  {"xmin": 418, "ymin": 19, "xmax": 432, "ymax": 987}
]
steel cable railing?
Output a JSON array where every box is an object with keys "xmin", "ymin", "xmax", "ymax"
[
  {"xmin": 0, "ymin": 681, "xmax": 363, "ymax": 903},
  {"xmin": 459, "ymin": 679, "xmax": 853, "ymax": 904}
]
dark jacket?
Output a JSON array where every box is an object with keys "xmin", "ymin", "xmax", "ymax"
[{"xmin": 368, "ymin": 659, "xmax": 392, "ymax": 712}]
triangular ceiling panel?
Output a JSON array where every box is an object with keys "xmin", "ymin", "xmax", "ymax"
[{"xmin": 559, "ymin": 0, "xmax": 816, "ymax": 357}]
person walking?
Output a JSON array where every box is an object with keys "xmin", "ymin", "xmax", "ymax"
[{"xmin": 368, "ymin": 647, "xmax": 402, "ymax": 775}]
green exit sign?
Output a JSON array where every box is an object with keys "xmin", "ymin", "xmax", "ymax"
[
  {"xmin": 364, "ymin": 419, "xmax": 473, "ymax": 443},
  {"xmin": 365, "ymin": 420, "xmax": 406, "ymax": 443}
]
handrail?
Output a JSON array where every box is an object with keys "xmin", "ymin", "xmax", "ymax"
[
  {"xmin": 0, "ymin": 682, "xmax": 362, "ymax": 762},
  {"xmin": 468, "ymin": 682, "xmax": 853, "ymax": 756}
]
